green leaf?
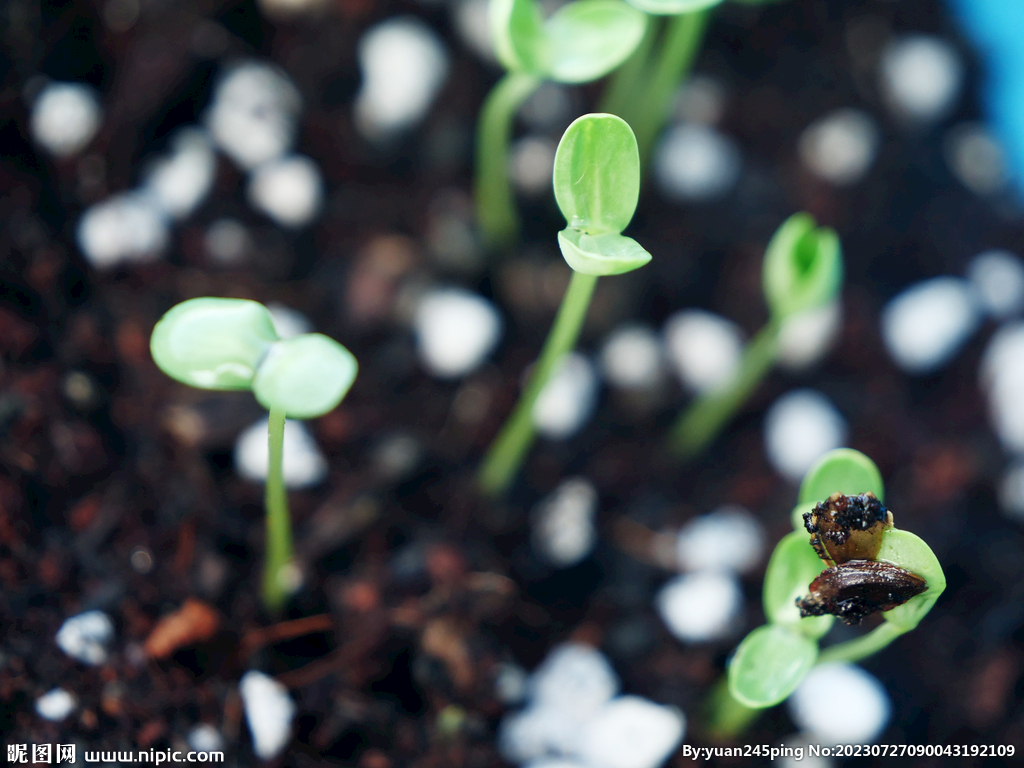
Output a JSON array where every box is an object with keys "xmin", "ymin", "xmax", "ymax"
[
  {"xmin": 728, "ymin": 624, "xmax": 817, "ymax": 708},
  {"xmin": 253, "ymin": 334, "xmax": 359, "ymax": 420},
  {"xmin": 490, "ymin": 0, "xmax": 549, "ymax": 75},
  {"xmin": 545, "ymin": 1, "xmax": 648, "ymax": 83},
  {"xmin": 624, "ymin": 0, "xmax": 722, "ymax": 16},
  {"xmin": 762, "ymin": 213, "xmax": 843, "ymax": 321},
  {"xmin": 793, "ymin": 448, "xmax": 885, "ymax": 529},
  {"xmin": 553, "ymin": 113, "xmax": 640, "ymax": 235},
  {"xmin": 557, "ymin": 229, "xmax": 651, "ymax": 275},
  {"xmin": 150, "ymin": 298, "xmax": 279, "ymax": 390},
  {"xmin": 877, "ymin": 528, "xmax": 946, "ymax": 631},
  {"xmin": 762, "ymin": 531, "xmax": 834, "ymax": 639}
]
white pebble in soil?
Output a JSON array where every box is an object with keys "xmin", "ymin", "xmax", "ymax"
[
  {"xmin": 656, "ymin": 571, "xmax": 742, "ymax": 643},
  {"xmin": 600, "ymin": 324, "xmax": 663, "ymax": 390},
  {"xmin": 495, "ymin": 662, "xmax": 529, "ymax": 705},
  {"xmin": 55, "ymin": 610, "xmax": 115, "ymax": 665},
  {"xmin": 945, "ymin": 123, "xmax": 1007, "ymax": 195},
  {"xmin": 206, "ymin": 61, "xmax": 301, "ymax": 170},
  {"xmin": 967, "ymin": 250, "xmax": 1024, "ymax": 319},
  {"xmin": 879, "ymin": 35, "xmax": 962, "ymax": 124},
  {"xmin": 354, "ymin": 18, "xmax": 449, "ymax": 140},
  {"xmin": 77, "ymin": 192, "xmax": 168, "ymax": 268},
  {"xmin": 413, "ymin": 288, "xmax": 502, "ymax": 378},
  {"xmin": 663, "ymin": 310, "xmax": 742, "ymax": 393},
  {"xmin": 532, "ymin": 477, "xmax": 598, "ymax": 568},
  {"xmin": 674, "ymin": 75, "xmax": 726, "ymax": 126},
  {"xmin": 788, "ymin": 663, "xmax": 891, "ymax": 744},
  {"xmin": 234, "ymin": 418, "xmax": 328, "ymax": 488},
  {"xmin": 248, "ymin": 155, "xmax": 323, "ymax": 228},
  {"xmin": 798, "ymin": 108, "xmax": 879, "ymax": 186},
  {"xmin": 454, "ymin": 0, "xmax": 495, "ymax": 63},
  {"xmin": 764, "ymin": 390, "xmax": 847, "ymax": 482},
  {"xmin": 776, "ymin": 301, "xmax": 842, "ymax": 371},
  {"xmin": 510, "ymin": 136, "xmax": 558, "ymax": 197},
  {"xmin": 980, "ymin": 322, "xmax": 1024, "ymax": 454},
  {"xmin": 653, "ymin": 124, "xmax": 741, "ymax": 202},
  {"xmin": 532, "ymin": 353, "xmax": 599, "ymax": 439},
  {"xmin": 30, "ymin": 82, "xmax": 103, "ymax": 158},
  {"xmin": 524, "ymin": 760, "xmax": 588, "ymax": 768},
  {"xmin": 240, "ymin": 670, "xmax": 295, "ymax": 760},
  {"xmin": 999, "ymin": 459, "xmax": 1024, "ymax": 521},
  {"xmin": 576, "ymin": 696, "xmax": 685, "ymax": 768},
  {"xmin": 500, "ymin": 705, "xmax": 586, "ymax": 763},
  {"xmin": 676, "ymin": 506, "xmax": 765, "ymax": 574},
  {"xmin": 142, "ymin": 127, "xmax": 216, "ymax": 219},
  {"xmin": 35, "ymin": 688, "xmax": 76, "ymax": 722},
  {"xmin": 519, "ymin": 83, "xmax": 573, "ymax": 132},
  {"xmin": 266, "ymin": 303, "xmax": 312, "ymax": 339},
  {"xmin": 881, "ymin": 277, "xmax": 980, "ymax": 374},
  {"xmin": 187, "ymin": 723, "xmax": 225, "ymax": 753},
  {"xmin": 529, "ymin": 643, "xmax": 619, "ymax": 717},
  {"xmin": 204, "ymin": 218, "xmax": 251, "ymax": 265}
]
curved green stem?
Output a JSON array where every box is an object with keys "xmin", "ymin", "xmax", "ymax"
[
  {"xmin": 704, "ymin": 676, "xmax": 761, "ymax": 740},
  {"xmin": 262, "ymin": 406, "xmax": 294, "ymax": 613},
  {"xmin": 478, "ymin": 271, "xmax": 599, "ymax": 497},
  {"xmin": 474, "ymin": 71, "xmax": 542, "ymax": 248},
  {"xmin": 599, "ymin": 17, "xmax": 660, "ymax": 125},
  {"xmin": 632, "ymin": 10, "xmax": 709, "ymax": 167},
  {"xmin": 669, "ymin": 319, "xmax": 781, "ymax": 460},
  {"xmin": 816, "ymin": 622, "xmax": 907, "ymax": 666}
]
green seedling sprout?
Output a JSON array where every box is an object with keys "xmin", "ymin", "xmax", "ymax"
[
  {"xmin": 476, "ymin": 0, "xmax": 648, "ymax": 247},
  {"xmin": 150, "ymin": 298, "xmax": 358, "ymax": 612},
  {"xmin": 669, "ymin": 212, "xmax": 843, "ymax": 458},
  {"xmin": 477, "ymin": 113, "xmax": 651, "ymax": 497},
  {"xmin": 707, "ymin": 448, "xmax": 945, "ymax": 737}
]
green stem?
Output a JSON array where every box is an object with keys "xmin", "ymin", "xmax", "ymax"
[
  {"xmin": 704, "ymin": 676, "xmax": 761, "ymax": 740},
  {"xmin": 632, "ymin": 10, "xmax": 709, "ymax": 167},
  {"xmin": 598, "ymin": 17, "xmax": 660, "ymax": 124},
  {"xmin": 262, "ymin": 406, "xmax": 295, "ymax": 613},
  {"xmin": 668, "ymin": 319, "xmax": 781, "ymax": 460},
  {"xmin": 816, "ymin": 622, "xmax": 906, "ymax": 666},
  {"xmin": 478, "ymin": 271, "xmax": 599, "ymax": 497},
  {"xmin": 474, "ymin": 71, "xmax": 542, "ymax": 248}
]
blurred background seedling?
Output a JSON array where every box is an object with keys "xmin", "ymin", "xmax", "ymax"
[
  {"xmin": 150, "ymin": 297, "xmax": 357, "ymax": 612},
  {"xmin": 475, "ymin": 0, "xmax": 648, "ymax": 246},
  {"xmin": 669, "ymin": 212, "xmax": 843, "ymax": 458},
  {"xmin": 478, "ymin": 113, "xmax": 651, "ymax": 496}
]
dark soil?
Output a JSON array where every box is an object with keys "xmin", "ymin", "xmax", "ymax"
[{"xmin": 2, "ymin": 0, "xmax": 1023, "ymax": 765}]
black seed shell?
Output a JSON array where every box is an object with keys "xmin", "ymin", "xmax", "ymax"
[{"xmin": 796, "ymin": 559, "xmax": 927, "ymax": 625}]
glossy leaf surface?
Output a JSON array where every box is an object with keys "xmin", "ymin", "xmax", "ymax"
[
  {"xmin": 490, "ymin": 0, "xmax": 549, "ymax": 74},
  {"xmin": 763, "ymin": 531, "xmax": 835, "ymax": 639},
  {"xmin": 150, "ymin": 298, "xmax": 278, "ymax": 390},
  {"xmin": 625, "ymin": 0, "xmax": 722, "ymax": 15},
  {"xmin": 877, "ymin": 528, "xmax": 946, "ymax": 631},
  {"xmin": 729, "ymin": 624, "xmax": 817, "ymax": 708},
  {"xmin": 557, "ymin": 229, "xmax": 651, "ymax": 275},
  {"xmin": 253, "ymin": 334, "xmax": 359, "ymax": 419},
  {"xmin": 762, "ymin": 213, "xmax": 843, "ymax": 321},
  {"xmin": 545, "ymin": 1, "xmax": 648, "ymax": 83},
  {"xmin": 553, "ymin": 113, "xmax": 640, "ymax": 235}
]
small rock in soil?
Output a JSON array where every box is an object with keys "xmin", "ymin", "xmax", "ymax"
[
  {"xmin": 776, "ymin": 301, "xmax": 843, "ymax": 371},
  {"xmin": 880, "ymin": 35, "xmax": 963, "ymax": 124},
  {"xmin": 675, "ymin": 505, "xmax": 765, "ymax": 574},
  {"xmin": 663, "ymin": 310, "xmax": 742, "ymax": 394},
  {"xmin": 655, "ymin": 571, "xmax": 742, "ymax": 643},
  {"xmin": 30, "ymin": 82, "xmax": 102, "ymax": 158},
  {"xmin": 532, "ymin": 477, "xmax": 598, "ymax": 568},
  {"xmin": 413, "ymin": 288, "xmax": 502, "ymax": 378},
  {"xmin": 240, "ymin": 670, "xmax": 295, "ymax": 760},
  {"xmin": 187, "ymin": 723, "xmax": 225, "ymax": 753},
  {"xmin": 234, "ymin": 417, "xmax": 328, "ymax": 488},
  {"xmin": 247, "ymin": 155, "xmax": 323, "ymax": 228},
  {"xmin": 788, "ymin": 662, "xmax": 891, "ymax": 744},
  {"xmin": 76, "ymin": 192, "xmax": 168, "ymax": 269},
  {"xmin": 764, "ymin": 389, "xmax": 847, "ymax": 482},
  {"xmin": 600, "ymin": 324, "xmax": 663, "ymax": 390},
  {"xmin": 881, "ymin": 277, "xmax": 980, "ymax": 374},
  {"xmin": 55, "ymin": 610, "xmax": 115, "ymax": 665},
  {"xmin": 966, "ymin": 250, "xmax": 1024, "ymax": 319},
  {"xmin": 653, "ymin": 123, "xmax": 741, "ymax": 202},
  {"xmin": 798, "ymin": 108, "xmax": 879, "ymax": 186},
  {"xmin": 35, "ymin": 688, "xmax": 76, "ymax": 721},
  {"xmin": 532, "ymin": 352, "xmax": 599, "ymax": 439},
  {"xmin": 142, "ymin": 127, "xmax": 216, "ymax": 220},
  {"xmin": 576, "ymin": 695, "xmax": 685, "ymax": 768}
]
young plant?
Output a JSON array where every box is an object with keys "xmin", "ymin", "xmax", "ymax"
[
  {"xmin": 709, "ymin": 448, "xmax": 945, "ymax": 736},
  {"xmin": 476, "ymin": 0, "xmax": 648, "ymax": 247},
  {"xmin": 150, "ymin": 298, "xmax": 357, "ymax": 612},
  {"xmin": 669, "ymin": 212, "xmax": 842, "ymax": 458},
  {"xmin": 601, "ymin": 0, "xmax": 720, "ymax": 165},
  {"xmin": 477, "ymin": 113, "xmax": 651, "ymax": 497}
]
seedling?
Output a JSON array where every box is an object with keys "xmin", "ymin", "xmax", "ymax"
[
  {"xmin": 708, "ymin": 448, "xmax": 945, "ymax": 735},
  {"xmin": 475, "ymin": 0, "xmax": 647, "ymax": 246},
  {"xmin": 669, "ymin": 212, "xmax": 842, "ymax": 458},
  {"xmin": 150, "ymin": 298, "xmax": 357, "ymax": 612},
  {"xmin": 477, "ymin": 113, "xmax": 651, "ymax": 497}
]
